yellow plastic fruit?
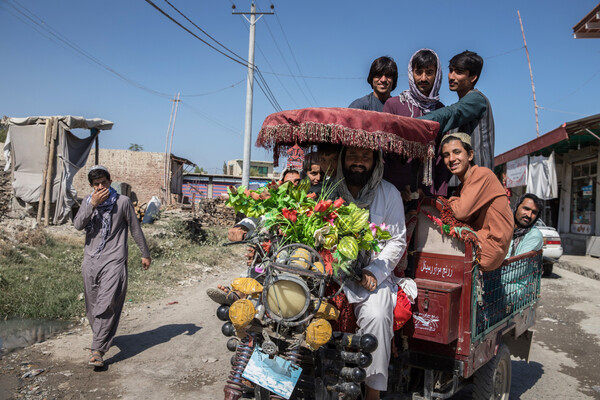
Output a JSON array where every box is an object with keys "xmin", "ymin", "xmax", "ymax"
[
  {"xmin": 305, "ymin": 318, "xmax": 332, "ymax": 351},
  {"xmin": 231, "ymin": 278, "xmax": 263, "ymax": 296},
  {"xmin": 228, "ymin": 299, "xmax": 256, "ymax": 330},
  {"xmin": 312, "ymin": 261, "xmax": 325, "ymax": 273},
  {"xmin": 313, "ymin": 301, "xmax": 340, "ymax": 321},
  {"xmin": 289, "ymin": 248, "xmax": 311, "ymax": 269}
]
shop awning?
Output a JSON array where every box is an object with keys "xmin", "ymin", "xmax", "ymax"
[
  {"xmin": 573, "ymin": 3, "xmax": 600, "ymax": 39},
  {"xmin": 494, "ymin": 113, "xmax": 600, "ymax": 167}
]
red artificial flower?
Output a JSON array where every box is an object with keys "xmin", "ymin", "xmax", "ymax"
[
  {"xmin": 328, "ymin": 212, "xmax": 338, "ymax": 221},
  {"xmin": 259, "ymin": 190, "xmax": 271, "ymax": 200},
  {"xmin": 250, "ymin": 191, "xmax": 260, "ymax": 200},
  {"xmin": 307, "ymin": 210, "xmax": 313, "ymax": 217},
  {"xmin": 333, "ymin": 198, "xmax": 345, "ymax": 208},
  {"xmin": 314, "ymin": 200, "xmax": 333, "ymax": 213},
  {"xmin": 244, "ymin": 189, "xmax": 251, "ymax": 196},
  {"xmin": 314, "ymin": 201, "xmax": 328, "ymax": 213},
  {"xmin": 306, "ymin": 192, "xmax": 317, "ymax": 199},
  {"xmin": 261, "ymin": 240, "xmax": 272, "ymax": 254},
  {"xmin": 229, "ymin": 185, "xmax": 238, "ymax": 195},
  {"xmin": 267, "ymin": 180, "xmax": 279, "ymax": 190},
  {"xmin": 282, "ymin": 208, "xmax": 297, "ymax": 223}
]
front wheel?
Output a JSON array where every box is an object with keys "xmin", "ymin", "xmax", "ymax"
[
  {"xmin": 472, "ymin": 344, "xmax": 511, "ymax": 400},
  {"xmin": 542, "ymin": 262, "xmax": 554, "ymax": 277},
  {"xmin": 254, "ymin": 385, "xmax": 271, "ymax": 399}
]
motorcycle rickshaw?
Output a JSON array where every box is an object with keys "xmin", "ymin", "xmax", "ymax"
[{"xmin": 212, "ymin": 108, "xmax": 542, "ymax": 400}]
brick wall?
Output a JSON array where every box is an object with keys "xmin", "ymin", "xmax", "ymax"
[{"xmin": 73, "ymin": 148, "xmax": 167, "ymax": 205}]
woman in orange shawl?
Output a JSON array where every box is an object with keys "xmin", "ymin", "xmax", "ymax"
[{"xmin": 440, "ymin": 133, "xmax": 513, "ymax": 271}]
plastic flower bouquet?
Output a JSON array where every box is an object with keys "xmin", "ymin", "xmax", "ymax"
[{"xmin": 226, "ymin": 179, "xmax": 392, "ymax": 277}]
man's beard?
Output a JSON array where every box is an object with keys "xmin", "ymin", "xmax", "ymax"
[{"xmin": 343, "ymin": 164, "xmax": 373, "ymax": 187}]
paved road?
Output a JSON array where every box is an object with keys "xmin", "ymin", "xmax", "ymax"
[{"xmin": 451, "ymin": 266, "xmax": 600, "ymax": 399}]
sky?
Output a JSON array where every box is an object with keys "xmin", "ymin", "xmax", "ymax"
[{"xmin": 1, "ymin": 0, "xmax": 599, "ymax": 174}]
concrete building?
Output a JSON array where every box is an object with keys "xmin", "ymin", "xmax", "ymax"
[
  {"xmin": 225, "ymin": 159, "xmax": 278, "ymax": 179},
  {"xmin": 495, "ymin": 114, "xmax": 600, "ymax": 256},
  {"xmin": 73, "ymin": 148, "xmax": 194, "ymax": 205}
]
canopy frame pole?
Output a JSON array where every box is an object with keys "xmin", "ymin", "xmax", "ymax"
[
  {"xmin": 44, "ymin": 118, "xmax": 58, "ymax": 226},
  {"xmin": 37, "ymin": 118, "xmax": 54, "ymax": 224}
]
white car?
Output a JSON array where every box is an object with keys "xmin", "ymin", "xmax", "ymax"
[{"xmin": 535, "ymin": 219, "xmax": 563, "ymax": 276}]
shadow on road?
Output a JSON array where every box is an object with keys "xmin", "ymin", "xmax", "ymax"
[
  {"xmin": 105, "ymin": 323, "xmax": 202, "ymax": 365},
  {"xmin": 510, "ymin": 360, "xmax": 544, "ymax": 398}
]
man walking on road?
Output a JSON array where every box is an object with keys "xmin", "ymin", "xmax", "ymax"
[
  {"xmin": 348, "ymin": 56, "xmax": 398, "ymax": 112},
  {"xmin": 74, "ymin": 165, "xmax": 151, "ymax": 368}
]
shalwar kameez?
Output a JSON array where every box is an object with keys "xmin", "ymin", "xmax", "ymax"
[
  {"xmin": 74, "ymin": 190, "xmax": 150, "ymax": 354},
  {"xmin": 336, "ymin": 152, "xmax": 407, "ymax": 391}
]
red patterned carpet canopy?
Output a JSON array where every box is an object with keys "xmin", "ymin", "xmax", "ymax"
[{"xmin": 256, "ymin": 107, "xmax": 440, "ymax": 167}]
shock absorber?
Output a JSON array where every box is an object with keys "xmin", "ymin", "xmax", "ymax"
[{"xmin": 224, "ymin": 334, "xmax": 253, "ymax": 400}]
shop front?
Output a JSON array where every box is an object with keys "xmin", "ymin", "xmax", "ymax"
[{"xmin": 495, "ymin": 114, "xmax": 600, "ymax": 255}]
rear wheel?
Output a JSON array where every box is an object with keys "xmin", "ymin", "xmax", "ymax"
[
  {"xmin": 473, "ymin": 344, "xmax": 511, "ymax": 400},
  {"xmin": 542, "ymin": 262, "xmax": 553, "ymax": 277}
]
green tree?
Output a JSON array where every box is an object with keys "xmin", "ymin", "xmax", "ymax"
[
  {"xmin": 0, "ymin": 123, "xmax": 7, "ymax": 143},
  {"xmin": 194, "ymin": 166, "xmax": 206, "ymax": 174},
  {"xmin": 222, "ymin": 161, "xmax": 227, "ymax": 174},
  {"xmin": 128, "ymin": 143, "xmax": 143, "ymax": 151}
]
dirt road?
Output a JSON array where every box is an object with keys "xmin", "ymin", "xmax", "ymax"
[{"xmin": 1, "ymin": 265, "xmax": 599, "ymax": 399}]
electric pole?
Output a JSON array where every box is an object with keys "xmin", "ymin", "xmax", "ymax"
[
  {"xmin": 518, "ymin": 10, "xmax": 540, "ymax": 137},
  {"xmin": 232, "ymin": 2, "xmax": 274, "ymax": 188},
  {"xmin": 164, "ymin": 92, "xmax": 180, "ymax": 204}
]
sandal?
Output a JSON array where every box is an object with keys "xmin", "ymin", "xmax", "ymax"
[
  {"xmin": 88, "ymin": 350, "xmax": 104, "ymax": 368},
  {"xmin": 206, "ymin": 287, "xmax": 240, "ymax": 305}
]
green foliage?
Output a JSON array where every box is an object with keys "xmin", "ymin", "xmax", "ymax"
[
  {"xmin": 225, "ymin": 180, "xmax": 392, "ymax": 276},
  {"xmin": 0, "ymin": 123, "xmax": 7, "ymax": 143},
  {"xmin": 0, "ymin": 225, "xmax": 238, "ymax": 320},
  {"xmin": 194, "ymin": 166, "xmax": 206, "ymax": 174},
  {"xmin": 128, "ymin": 143, "xmax": 144, "ymax": 151}
]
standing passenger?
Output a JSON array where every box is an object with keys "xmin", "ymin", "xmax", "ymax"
[
  {"xmin": 382, "ymin": 49, "xmax": 446, "ymax": 196},
  {"xmin": 419, "ymin": 50, "xmax": 495, "ymax": 172},
  {"xmin": 74, "ymin": 166, "xmax": 151, "ymax": 368},
  {"xmin": 348, "ymin": 56, "xmax": 398, "ymax": 112}
]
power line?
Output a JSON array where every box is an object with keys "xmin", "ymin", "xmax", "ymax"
[
  {"xmin": 145, "ymin": 0, "xmax": 282, "ymax": 111},
  {"xmin": 273, "ymin": 11, "xmax": 318, "ymax": 105},
  {"xmin": 181, "ymin": 79, "xmax": 245, "ymax": 97},
  {"xmin": 3, "ymin": 0, "xmax": 174, "ymax": 98}
]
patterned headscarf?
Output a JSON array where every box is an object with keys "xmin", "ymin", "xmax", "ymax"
[
  {"xmin": 398, "ymin": 48, "xmax": 443, "ymax": 115},
  {"xmin": 85, "ymin": 186, "xmax": 118, "ymax": 256}
]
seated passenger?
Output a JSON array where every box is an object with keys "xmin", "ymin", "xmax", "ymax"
[
  {"xmin": 334, "ymin": 145, "xmax": 406, "ymax": 399},
  {"xmin": 301, "ymin": 151, "xmax": 323, "ymax": 186},
  {"xmin": 507, "ymin": 193, "xmax": 543, "ymax": 257},
  {"xmin": 440, "ymin": 132, "xmax": 513, "ymax": 271},
  {"xmin": 280, "ymin": 168, "xmax": 301, "ymax": 186}
]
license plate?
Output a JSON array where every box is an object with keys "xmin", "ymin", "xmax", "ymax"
[{"xmin": 242, "ymin": 347, "xmax": 302, "ymax": 399}]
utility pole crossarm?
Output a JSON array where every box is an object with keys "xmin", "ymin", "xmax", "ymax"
[{"xmin": 232, "ymin": 2, "xmax": 274, "ymax": 188}]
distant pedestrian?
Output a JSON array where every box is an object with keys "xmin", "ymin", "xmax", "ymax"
[
  {"xmin": 73, "ymin": 165, "xmax": 151, "ymax": 368},
  {"xmin": 349, "ymin": 56, "xmax": 398, "ymax": 112}
]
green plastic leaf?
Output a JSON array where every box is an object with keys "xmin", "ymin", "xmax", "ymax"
[{"xmin": 338, "ymin": 236, "xmax": 358, "ymax": 260}]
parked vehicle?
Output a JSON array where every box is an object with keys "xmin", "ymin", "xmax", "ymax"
[{"xmin": 535, "ymin": 219, "xmax": 563, "ymax": 276}]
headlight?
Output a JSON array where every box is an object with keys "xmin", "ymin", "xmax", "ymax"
[{"xmin": 264, "ymin": 274, "xmax": 310, "ymax": 322}]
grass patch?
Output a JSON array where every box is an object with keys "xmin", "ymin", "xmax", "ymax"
[{"xmin": 0, "ymin": 220, "xmax": 243, "ymax": 320}]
